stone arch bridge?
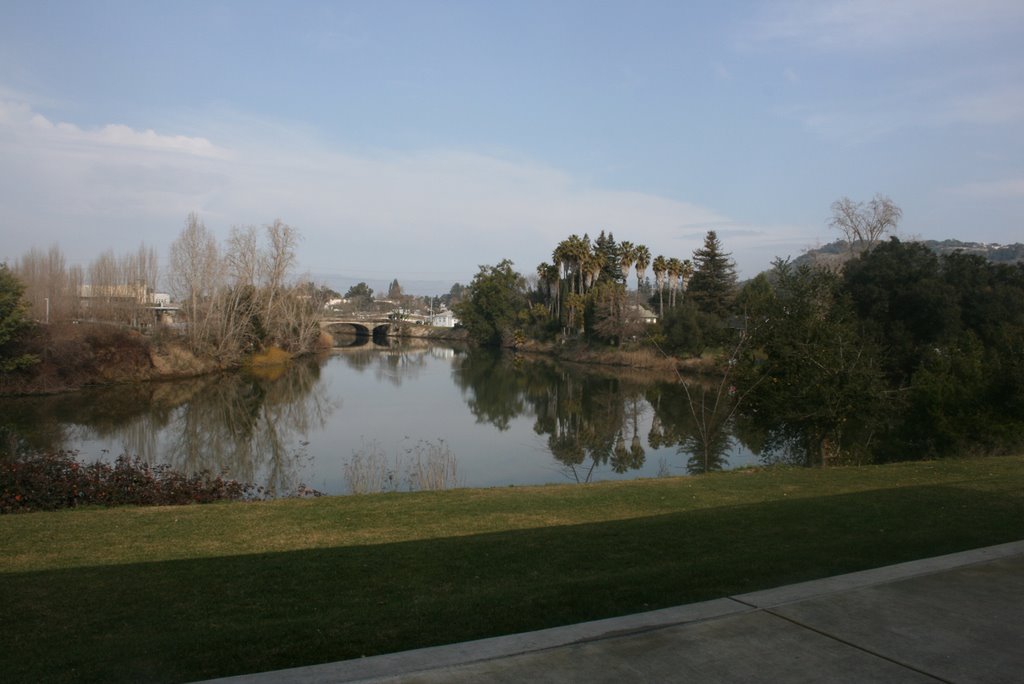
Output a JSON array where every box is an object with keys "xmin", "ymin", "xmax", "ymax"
[{"xmin": 321, "ymin": 318, "xmax": 394, "ymax": 346}]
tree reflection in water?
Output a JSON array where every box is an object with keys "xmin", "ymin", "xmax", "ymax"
[
  {"xmin": 645, "ymin": 382, "xmax": 739, "ymax": 475},
  {"xmin": 0, "ymin": 358, "xmax": 334, "ymax": 495},
  {"xmin": 453, "ymin": 351, "xmax": 666, "ymax": 481},
  {"xmin": 162, "ymin": 359, "xmax": 333, "ymax": 494},
  {"xmin": 2, "ymin": 345, "xmax": 767, "ymax": 491},
  {"xmin": 334, "ymin": 343, "xmax": 431, "ymax": 387}
]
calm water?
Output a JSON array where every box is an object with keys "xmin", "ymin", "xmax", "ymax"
[{"xmin": 0, "ymin": 342, "xmax": 763, "ymax": 494}]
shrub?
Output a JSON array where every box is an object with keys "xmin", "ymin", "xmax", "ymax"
[{"xmin": 1, "ymin": 451, "xmax": 253, "ymax": 513}]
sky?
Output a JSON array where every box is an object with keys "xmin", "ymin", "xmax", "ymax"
[{"xmin": 2, "ymin": 1, "xmax": 1022, "ymax": 294}]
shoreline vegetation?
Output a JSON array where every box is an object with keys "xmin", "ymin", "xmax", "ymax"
[
  {"xmin": 2, "ymin": 455, "xmax": 1023, "ymax": 682},
  {"xmin": 4, "ymin": 208, "xmax": 1024, "ymax": 465},
  {"xmin": 0, "ymin": 320, "xmax": 697, "ymax": 397}
]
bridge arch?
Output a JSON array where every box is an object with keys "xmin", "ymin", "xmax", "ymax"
[
  {"xmin": 322, "ymin": 319, "xmax": 393, "ymax": 347},
  {"xmin": 326, "ymin": 322, "xmax": 371, "ymax": 338}
]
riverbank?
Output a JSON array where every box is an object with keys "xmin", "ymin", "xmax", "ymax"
[
  {"xmin": 0, "ymin": 322, "xmax": 335, "ymax": 397},
  {"xmin": 383, "ymin": 319, "xmax": 711, "ymax": 373},
  {"xmin": 0, "ymin": 322, "xmax": 227, "ymax": 396},
  {"xmin": 3, "ymin": 454, "xmax": 1023, "ymax": 683},
  {"xmin": 508, "ymin": 337, "xmax": 720, "ymax": 376},
  {"xmin": 1, "ymin": 320, "xmax": 704, "ymax": 397}
]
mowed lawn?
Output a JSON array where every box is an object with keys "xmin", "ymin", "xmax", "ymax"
[{"xmin": 3, "ymin": 456, "xmax": 1024, "ymax": 683}]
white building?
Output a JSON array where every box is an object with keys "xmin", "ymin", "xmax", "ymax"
[
  {"xmin": 429, "ymin": 310, "xmax": 459, "ymax": 328},
  {"xmin": 628, "ymin": 304, "xmax": 658, "ymax": 324}
]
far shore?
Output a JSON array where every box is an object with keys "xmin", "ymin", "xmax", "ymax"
[{"xmin": 3, "ymin": 320, "xmax": 716, "ymax": 397}]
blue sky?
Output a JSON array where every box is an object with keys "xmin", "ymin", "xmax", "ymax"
[{"xmin": 2, "ymin": 1, "xmax": 1022, "ymax": 293}]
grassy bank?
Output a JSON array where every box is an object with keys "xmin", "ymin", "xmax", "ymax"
[{"xmin": 3, "ymin": 456, "xmax": 1024, "ymax": 682}]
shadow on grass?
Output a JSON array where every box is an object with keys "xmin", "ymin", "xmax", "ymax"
[{"xmin": 3, "ymin": 483, "xmax": 1023, "ymax": 683}]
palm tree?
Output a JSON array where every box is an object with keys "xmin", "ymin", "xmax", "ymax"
[
  {"xmin": 536, "ymin": 261, "xmax": 559, "ymax": 316},
  {"xmin": 590, "ymin": 254, "xmax": 604, "ymax": 291},
  {"xmin": 634, "ymin": 244, "xmax": 650, "ymax": 308},
  {"xmin": 618, "ymin": 241, "xmax": 635, "ymax": 286},
  {"xmin": 563, "ymin": 234, "xmax": 591, "ymax": 295},
  {"xmin": 652, "ymin": 255, "xmax": 667, "ymax": 317},
  {"xmin": 552, "ymin": 242, "xmax": 571, "ymax": 322},
  {"xmin": 582, "ymin": 252, "xmax": 599, "ymax": 291},
  {"xmin": 679, "ymin": 259, "xmax": 694, "ymax": 300},
  {"xmin": 667, "ymin": 257, "xmax": 682, "ymax": 308},
  {"xmin": 579, "ymin": 234, "xmax": 594, "ymax": 294},
  {"xmin": 553, "ymin": 238, "xmax": 574, "ymax": 296}
]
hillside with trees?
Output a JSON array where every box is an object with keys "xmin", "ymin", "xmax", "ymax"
[{"xmin": 795, "ymin": 237, "xmax": 1024, "ymax": 271}]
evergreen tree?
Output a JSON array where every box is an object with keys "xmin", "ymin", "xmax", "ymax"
[
  {"xmin": 688, "ymin": 231, "xmax": 737, "ymax": 316},
  {"xmin": 344, "ymin": 282, "xmax": 374, "ymax": 311},
  {"xmin": 454, "ymin": 260, "xmax": 528, "ymax": 346},
  {"xmin": 0, "ymin": 264, "xmax": 38, "ymax": 373},
  {"xmin": 594, "ymin": 231, "xmax": 623, "ymax": 284}
]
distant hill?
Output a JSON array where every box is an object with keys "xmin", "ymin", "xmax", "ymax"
[{"xmin": 792, "ymin": 238, "xmax": 1024, "ymax": 271}]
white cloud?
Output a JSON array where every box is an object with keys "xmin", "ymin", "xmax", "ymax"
[
  {"xmin": 749, "ymin": 0, "xmax": 1024, "ymax": 52},
  {"xmin": 1, "ymin": 98, "xmax": 800, "ymax": 283},
  {"xmin": 1, "ymin": 100, "xmax": 226, "ymax": 159}
]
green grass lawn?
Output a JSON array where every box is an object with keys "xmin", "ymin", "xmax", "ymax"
[{"xmin": 3, "ymin": 456, "xmax": 1024, "ymax": 683}]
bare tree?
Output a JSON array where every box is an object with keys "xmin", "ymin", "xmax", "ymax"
[
  {"xmin": 15, "ymin": 244, "xmax": 80, "ymax": 323},
  {"xmin": 171, "ymin": 214, "xmax": 319, "ymax": 357},
  {"xmin": 86, "ymin": 249, "xmax": 125, "ymax": 323},
  {"xmin": 122, "ymin": 243, "xmax": 160, "ymax": 326},
  {"xmin": 170, "ymin": 213, "xmax": 223, "ymax": 352},
  {"xmin": 222, "ymin": 225, "xmax": 264, "ymax": 351},
  {"xmin": 276, "ymin": 281, "xmax": 325, "ymax": 352},
  {"xmin": 124, "ymin": 243, "xmax": 160, "ymax": 297},
  {"xmin": 829, "ymin": 194, "xmax": 902, "ymax": 256},
  {"xmin": 261, "ymin": 219, "xmax": 299, "ymax": 345},
  {"xmin": 226, "ymin": 225, "xmax": 261, "ymax": 287}
]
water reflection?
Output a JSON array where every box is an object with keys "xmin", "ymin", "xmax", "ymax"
[
  {"xmin": 0, "ymin": 358, "xmax": 333, "ymax": 495},
  {"xmin": 449, "ymin": 351, "xmax": 757, "ymax": 481},
  {"xmin": 335, "ymin": 345, "xmax": 430, "ymax": 386},
  {"xmin": 2, "ymin": 344, "xmax": 763, "ymax": 493},
  {"xmin": 157, "ymin": 360, "xmax": 332, "ymax": 494},
  {"xmin": 644, "ymin": 383, "xmax": 739, "ymax": 475}
]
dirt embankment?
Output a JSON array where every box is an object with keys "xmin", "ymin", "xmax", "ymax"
[
  {"xmin": 0, "ymin": 323, "xmax": 224, "ymax": 396},
  {"xmin": 508, "ymin": 339, "xmax": 721, "ymax": 376}
]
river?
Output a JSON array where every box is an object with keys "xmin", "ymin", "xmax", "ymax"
[{"xmin": 0, "ymin": 342, "xmax": 765, "ymax": 495}]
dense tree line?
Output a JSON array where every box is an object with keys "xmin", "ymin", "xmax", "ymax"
[
  {"xmin": 737, "ymin": 239, "xmax": 1024, "ymax": 464},
  {"xmin": 457, "ymin": 230, "xmax": 731, "ymax": 349}
]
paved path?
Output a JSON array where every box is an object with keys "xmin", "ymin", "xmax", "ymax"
[{"xmin": 206, "ymin": 540, "xmax": 1024, "ymax": 683}]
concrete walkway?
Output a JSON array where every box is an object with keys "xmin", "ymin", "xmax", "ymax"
[{"xmin": 206, "ymin": 540, "xmax": 1024, "ymax": 683}]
